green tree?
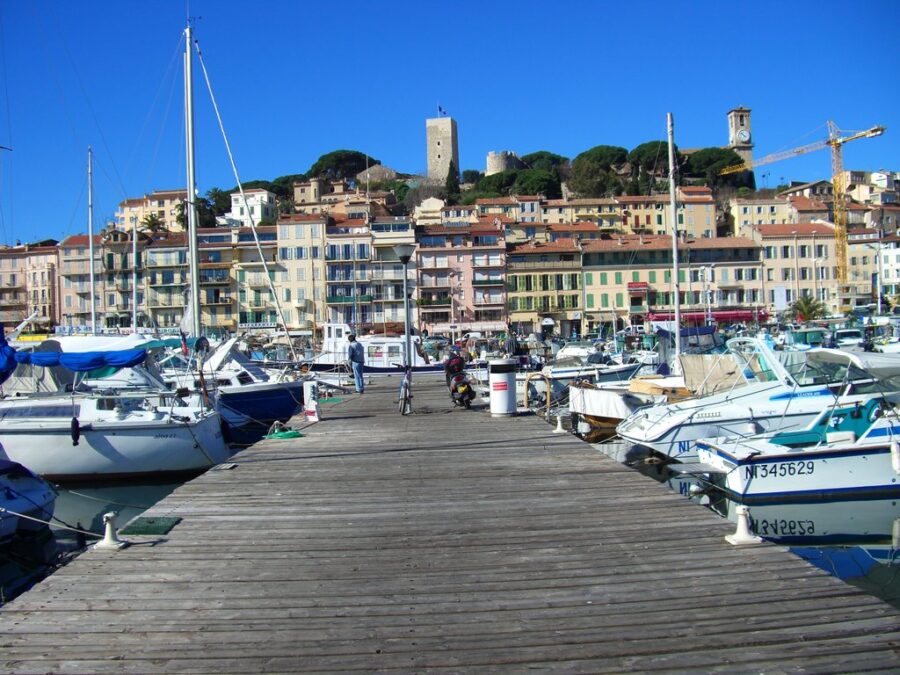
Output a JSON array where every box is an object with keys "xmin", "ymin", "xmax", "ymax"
[
  {"xmin": 791, "ymin": 295, "xmax": 826, "ymax": 322},
  {"xmin": 627, "ymin": 141, "xmax": 680, "ymax": 177},
  {"xmin": 684, "ymin": 147, "xmax": 754, "ymax": 189},
  {"xmin": 567, "ymin": 145, "xmax": 628, "ymax": 197},
  {"xmin": 520, "ymin": 150, "xmax": 568, "ymax": 173},
  {"xmin": 307, "ymin": 150, "xmax": 378, "ymax": 181},
  {"xmin": 141, "ymin": 212, "xmax": 165, "ymax": 233},
  {"xmin": 512, "ymin": 168, "xmax": 561, "ymax": 199},
  {"xmin": 475, "ymin": 170, "xmax": 519, "ymax": 196},
  {"xmin": 206, "ymin": 188, "xmax": 231, "ymax": 216},
  {"xmin": 444, "ymin": 162, "xmax": 461, "ymax": 204},
  {"xmin": 462, "ymin": 169, "xmax": 483, "ymax": 184}
]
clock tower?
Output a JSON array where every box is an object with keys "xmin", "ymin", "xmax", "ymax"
[{"xmin": 727, "ymin": 107, "xmax": 754, "ymax": 165}]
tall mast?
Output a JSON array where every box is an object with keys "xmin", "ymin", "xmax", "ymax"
[
  {"xmin": 87, "ymin": 146, "xmax": 96, "ymax": 334},
  {"xmin": 184, "ymin": 25, "xmax": 201, "ymax": 337},
  {"xmin": 667, "ymin": 113, "xmax": 681, "ymax": 356}
]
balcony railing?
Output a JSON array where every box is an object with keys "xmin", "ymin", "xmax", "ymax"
[
  {"xmin": 204, "ymin": 297, "xmax": 233, "ymax": 305},
  {"xmin": 419, "ymin": 279, "xmax": 451, "ymax": 288},
  {"xmin": 628, "ymin": 304, "xmax": 649, "ymax": 314},
  {"xmin": 418, "ymin": 298, "xmax": 451, "ymax": 307},
  {"xmin": 472, "ymin": 278, "xmax": 503, "ymax": 287},
  {"xmin": 507, "ymin": 260, "xmax": 579, "ymax": 270},
  {"xmin": 200, "ymin": 274, "xmax": 231, "ymax": 284},
  {"xmin": 326, "ymin": 295, "xmax": 374, "ymax": 304},
  {"xmin": 472, "ymin": 258, "xmax": 504, "ymax": 268}
]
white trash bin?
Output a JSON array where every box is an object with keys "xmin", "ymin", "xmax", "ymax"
[{"xmin": 488, "ymin": 358, "xmax": 517, "ymax": 416}]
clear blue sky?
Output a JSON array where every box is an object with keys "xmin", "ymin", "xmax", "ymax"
[{"xmin": 0, "ymin": 0, "xmax": 898, "ymax": 245}]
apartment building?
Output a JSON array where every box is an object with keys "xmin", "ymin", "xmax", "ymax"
[
  {"xmin": 749, "ymin": 223, "xmax": 836, "ymax": 312},
  {"xmin": 323, "ymin": 218, "xmax": 374, "ymax": 327},
  {"xmin": 115, "ymin": 189, "xmax": 188, "ymax": 233},
  {"xmin": 618, "ymin": 186, "xmax": 716, "ymax": 239},
  {"xmin": 99, "ymin": 228, "xmax": 150, "ymax": 329},
  {"xmin": 57, "ymin": 234, "xmax": 104, "ymax": 330},
  {"xmin": 416, "ymin": 220, "xmax": 505, "ymax": 337},
  {"xmin": 22, "ymin": 243, "xmax": 59, "ymax": 328},
  {"xmin": 580, "ymin": 235, "xmax": 765, "ymax": 332},
  {"xmin": 145, "ymin": 232, "xmax": 189, "ymax": 331},
  {"xmin": 369, "ymin": 216, "xmax": 416, "ymax": 332},
  {"xmin": 233, "ymin": 225, "xmax": 281, "ymax": 330},
  {"xmin": 197, "ymin": 229, "xmax": 237, "ymax": 334},
  {"xmin": 0, "ymin": 243, "xmax": 58, "ymax": 331},
  {"xmin": 220, "ymin": 188, "xmax": 278, "ymax": 227},
  {"xmin": 506, "ymin": 239, "xmax": 581, "ymax": 337},
  {"xmin": 277, "ymin": 214, "xmax": 327, "ymax": 331}
]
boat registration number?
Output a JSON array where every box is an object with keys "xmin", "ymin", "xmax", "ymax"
[
  {"xmin": 745, "ymin": 461, "xmax": 815, "ymax": 480},
  {"xmin": 750, "ymin": 517, "xmax": 815, "ymax": 537}
]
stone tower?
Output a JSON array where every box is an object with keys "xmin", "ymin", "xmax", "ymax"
[
  {"xmin": 727, "ymin": 107, "xmax": 754, "ymax": 165},
  {"xmin": 426, "ymin": 116, "xmax": 460, "ymax": 182}
]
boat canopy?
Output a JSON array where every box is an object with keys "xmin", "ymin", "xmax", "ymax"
[{"xmin": 0, "ymin": 332, "xmax": 147, "ymax": 386}]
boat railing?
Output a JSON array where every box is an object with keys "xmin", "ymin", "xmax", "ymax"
[{"xmin": 523, "ymin": 371, "xmax": 553, "ymax": 420}]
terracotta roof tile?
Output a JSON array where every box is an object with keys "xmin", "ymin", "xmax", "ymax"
[
  {"xmin": 755, "ymin": 222, "xmax": 835, "ymax": 237},
  {"xmin": 508, "ymin": 239, "xmax": 581, "ymax": 254},
  {"xmin": 582, "ymin": 235, "xmax": 757, "ymax": 253}
]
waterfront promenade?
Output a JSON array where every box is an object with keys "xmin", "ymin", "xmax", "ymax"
[{"xmin": 1, "ymin": 376, "xmax": 899, "ymax": 672}]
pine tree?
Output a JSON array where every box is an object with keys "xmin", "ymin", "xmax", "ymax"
[{"xmin": 445, "ymin": 162, "xmax": 460, "ymax": 204}]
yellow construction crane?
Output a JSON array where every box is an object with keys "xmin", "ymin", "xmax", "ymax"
[{"xmin": 720, "ymin": 122, "xmax": 885, "ymax": 288}]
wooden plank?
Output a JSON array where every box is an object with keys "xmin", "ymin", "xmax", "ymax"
[{"xmin": 1, "ymin": 376, "xmax": 898, "ymax": 672}]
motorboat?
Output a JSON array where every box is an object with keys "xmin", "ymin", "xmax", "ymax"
[
  {"xmin": 0, "ymin": 333, "xmax": 230, "ymax": 482},
  {"xmin": 304, "ymin": 323, "xmax": 444, "ymax": 374},
  {"xmin": 156, "ymin": 338, "xmax": 306, "ymax": 434},
  {"xmin": 0, "ymin": 460, "xmax": 56, "ymax": 542},
  {"xmin": 616, "ymin": 338, "xmax": 900, "ymax": 462},
  {"xmin": 694, "ymin": 398, "xmax": 900, "ymax": 503}
]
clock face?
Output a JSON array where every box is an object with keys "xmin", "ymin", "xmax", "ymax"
[{"xmin": 737, "ymin": 129, "xmax": 751, "ymax": 143}]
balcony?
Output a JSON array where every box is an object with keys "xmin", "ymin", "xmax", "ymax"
[
  {"xmin": 245, "ymin": 299, "xmax": 272, "ymax": 309},
  {"xmin": 418, "ymin": 260, "xmax": 451, "ymax": 270},
  {"xmin": 148, "ymin": 298, "xmax": 180, "ymax": 308},
  {"xmin": 419, "ymin": 278, "xmax": 451, "ymax": 289},
  {"xmin": 0, "ymin": 296, "xmax": 25, "ymax": 307},
  {"xmin": 369, "ymin": 269, "xmax": 406, "ymax": 281},
  {"xmin": 246, "ymin": 276, "xmax": 273, "ymax": 287},
  {"xmin": 326, "ymin": 295, "xmax": 373, "ymax": 304},
  {"xmin": 416, "ymin": 296, "xmax": 452, "ymax": 307},
  {"xmin": 628, "ymin": 304, "xmax": 649, "ymax": 314},
  {"xmin": 149, "ymin": 276, "xmax": 186, "ymax": 287},
  {"xmin": 472, "ymin": 258, "xmax": 504, "ymax": 268},
  {"xmin": 473, "ymin": 298, "xmax": 504, "ymax": 306},
  {"xmin": 204, "ymin": 297, "xmax": 233, "ymax": 305},
  {"xmin": 472, "ymin": 278, "xmax": 504, "ymax": 287},
  {"xmin": 200, "ymin": 274, "xmax": 231, "ymax": 285},
  {"xmin": 507, "ymin": 259, "xmax": 580, "ymax": 270}
]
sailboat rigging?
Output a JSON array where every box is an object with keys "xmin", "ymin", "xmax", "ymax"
[
  {"xmin": 667, "ymin": 112, "xmax": 682, "ymax": 356},
  {"xmin": 183, "ymin": 26, "xmax": 297, "ymax": 360}
]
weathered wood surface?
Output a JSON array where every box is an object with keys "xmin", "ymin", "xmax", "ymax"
[{"xmin": 2, "ymin": 376, "xmax": 899, "ymax": 672}]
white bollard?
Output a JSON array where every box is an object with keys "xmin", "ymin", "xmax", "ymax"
[
  {"xmin": 725, "ymin": 505, "xmax": 763, "ymax": 546},
  {"xmin": 92, "ymin": 512, "xmax": 129, "ymax": 551},
  {"xmin": 553, "ymin": 414, "xmax": 565, "ymax": 434}
]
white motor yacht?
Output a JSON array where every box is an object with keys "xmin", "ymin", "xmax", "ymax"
[{"xmin": 616, "ymin": 339, "xmax": 900, "ymax": 462}]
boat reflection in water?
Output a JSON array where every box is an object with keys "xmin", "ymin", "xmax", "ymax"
[
  {"xmin": 596, "ymin": 440, "xmax": 900, "ymax": 609},
  {"xmin": 50, "ymin": 481, "xmax": 183, "ymax": 547}
]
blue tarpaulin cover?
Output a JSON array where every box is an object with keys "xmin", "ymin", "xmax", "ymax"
[{"xmin": 0, "ymin": 331, "xmax": 147, "ymax": 385}]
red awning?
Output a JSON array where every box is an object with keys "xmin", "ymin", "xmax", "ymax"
[{"xmin": 647, "ymin": 309, "xmax": 768, "ymax": 322}]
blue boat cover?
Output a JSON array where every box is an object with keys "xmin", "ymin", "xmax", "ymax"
[{"xmin": 0, "ymin": 331, "xmax": 147, "ymax": 385}]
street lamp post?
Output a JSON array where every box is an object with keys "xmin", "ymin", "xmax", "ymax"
[{"xmin": 393, "ymin": 244, "xmax": 416, "ymax": 371}]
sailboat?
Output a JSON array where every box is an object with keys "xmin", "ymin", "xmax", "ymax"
[
  {"xmin": 570, "ymin": 113, "xmax": 690, "ymax": 434},
  {"xmin": 172, "ymin": 25, "xmax": 306, "ymax": 434},
  {"xmin": 0, "ymin": 332, "xmax": 229, "ymax": 481}
]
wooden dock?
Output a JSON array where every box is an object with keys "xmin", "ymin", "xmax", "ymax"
[{"xmin": 2, "ymin": 376, "xmax": 899, "ymax": 672}]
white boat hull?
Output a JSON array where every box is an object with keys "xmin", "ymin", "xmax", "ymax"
[
  {"xmin": 0, "ymin": 413, "xmax": 228, "ymax": 482},
  {"xmin": 698, "ymin": 424, "xmax": 900, "ymax": 503}
]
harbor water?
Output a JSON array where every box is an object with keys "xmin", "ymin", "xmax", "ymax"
[{"xmin": 592, "ymin": 437, "xmax": 900, "ymax": 610}]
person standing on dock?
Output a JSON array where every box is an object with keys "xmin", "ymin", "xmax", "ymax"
[{"xmin": 347, "ymin": 333, "xmax": 365, "ymax": 394}]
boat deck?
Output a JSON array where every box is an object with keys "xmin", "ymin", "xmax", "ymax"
[{"xmin": 2, "ymin": 376, "xmax": 899, "ymax": 672}]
